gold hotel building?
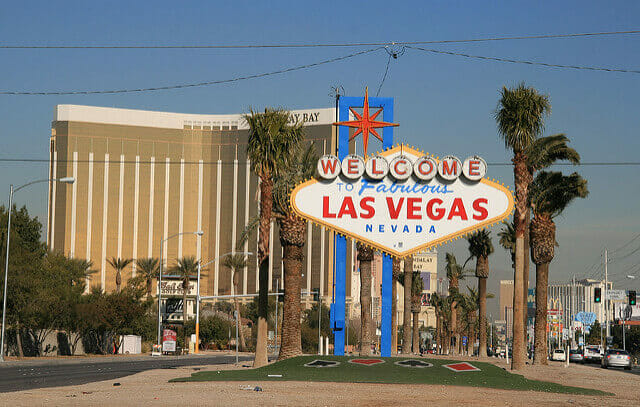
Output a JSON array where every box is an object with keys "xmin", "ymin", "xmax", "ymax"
[{"xmin": 48, "ymin": 104, "xmax": 360, "ymax": 310}]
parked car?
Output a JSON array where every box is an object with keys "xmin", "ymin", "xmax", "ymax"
[
  {"xmin": 569, "ymin": 349, "xmax": 584, "ymax": 363},
  {"xmin": 551, "ymin": 349, "xmax": 566, "ymax": 361},
  {"xmin": 601, "ymin": 349, "xmax": 632, "ymax": 370},
  {"xmin": 584, "ymin": 345, "xmax": 603, "ymax": 363}
]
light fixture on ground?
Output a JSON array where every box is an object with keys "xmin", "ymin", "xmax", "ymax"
[
  {"xmin": 0, "ymin": 177, "xmax": 75, "ymax": 362},
  {"xmin": 156, "ymin": 230, "xmax": 204, "ymax": 351}
]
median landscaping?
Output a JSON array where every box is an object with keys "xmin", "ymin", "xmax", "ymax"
[{"xmin": 170, "ymin": 356, "xmax": 610, "ymax": 395}]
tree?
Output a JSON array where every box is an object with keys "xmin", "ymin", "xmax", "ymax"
[
  {"xmin": 169, "ymin": 256, "xmax": 200, "ymax": 345},
  {"xmin": 273, "ymin": 143, "xmax": 317, "ymax": 360},
  {"xmin": 223, "ymin": 253, "xmax": 248, "ymax": 352},
  {"xmin": 465, "ymin": 230, "xmax": 494, "ymax": 358},
  {"xmin": 391, "ymin": 257, "xmax": 401, "ymax": 355},
  {"xmin": 357, "ymin": 243, "xmax": 374, "ymax": 356},
  {"xmin": 0, "ymin": 205, "xmax": 47, "ymax": 356},
  {"xmin": 106, "ymin": 257, "xmax": 133, "ymax": 293},
  {"xmin": 136, "ymin": 258, "xmax": 160, "ymax": 298},
  {"xmin": 461, "ymin": 286, "xmax": 479, "ymax": 355},
  {"xmin": 401, "ymin": 256, "xmax": 413, "ymax": 354},
  {"xmin": 445, "ymin": 253, "xmax": 464, "ymax": 354},
  {"xmin": 529, "ymin": 171, "xmax": 588, "ymax": 365},
  {"xmin": 495, "ymin": 83, "xmax": 551, "ymax": 369},
  {"xmin": 429, "ymin": 292, "xmax": 445, "ymax": 354},
  {"xmin": 411, "ymin": 271, "xmax": 424, "ymax": 353},
  {"xmin": 244, "ymin": 108, "xmax": 304, "ymax": 367}
]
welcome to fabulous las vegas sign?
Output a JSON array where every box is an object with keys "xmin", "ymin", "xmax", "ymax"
[{"xmin": 290, "ymin": 145, "xmax": 514, "ymax": 258}]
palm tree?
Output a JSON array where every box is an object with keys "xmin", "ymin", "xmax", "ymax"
[
  {"xmin": 391, "ymin": 257, "xmax": 401, "ymax": 355},
  {"xmin": 465, "ymin": 230, "xmax": 494, "ymax": 358},
  {"xmin": 245, "ymin": 108, "xmax": 304, "ymax": 367},
  {"xmin": 498, "ymin": 221, "xmax": 516, "ymax": 271},
  {"xmin": 223, "ymin": 253, "xmax": 248, "ymax": 352},
  {"xmin": 495, "ymin": 83, "xmax": 551, "ymax": 369},
  {"xmin": 136, "ymin": 257, "xmax": 160, "ymax": 297},
  {"xmin": 411, "ymin": 271, "xmax": 424, "ymax": 353},
  {"xmin": 357, "ymin": 243, "xmax": 374, "ymax": 356},
  {"xmin": 401, "ymin": 256, "xmax": 413, "ymax": 354},
  {"xmin": 461, "ymin": 287, "xmax": 479, "ymax": 356},
  {"xmin": 106, "ymin": 257, "xmax": 133, "ymax": 292},
  {"xmin": 170, "ymin": 256, "xmax": 200, "ymax": 344},
  {"xmin": 529, "ymin": 171, "xmax": 588, "ymax": 365},
  {"xmin": 429, "ymin": 292, "xmax": 445, "ymax": 354},
  {"xmin": 445, "ymin": 253, "xmax": 464, "ymax": 354},
  {"xmin": 273, "ymin": 143, "xmax": 317, "ymax": 360}
]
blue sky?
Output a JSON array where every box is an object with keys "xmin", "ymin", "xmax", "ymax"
[{"xmin": 1, "ymin": 1, "xmax": 639, "ymax": 316}]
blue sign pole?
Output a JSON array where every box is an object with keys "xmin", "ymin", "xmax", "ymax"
[{"xmin": 332, "ymin": 95, "xmax": 394, "ymax": 357}]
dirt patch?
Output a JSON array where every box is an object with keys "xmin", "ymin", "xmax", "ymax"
[{"xmin": 3, "ymin": 358, "xmax": 635, "ymax": 406}]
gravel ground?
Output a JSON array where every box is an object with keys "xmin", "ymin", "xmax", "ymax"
[{"xmin": 3, "ymin": 355, "xmax": 637, "ymax": 406}]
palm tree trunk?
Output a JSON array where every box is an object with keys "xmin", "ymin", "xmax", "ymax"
[
  {"xmin": 254, "ymin": 176, "xmax": 272, "ymax": 368},
  {"xmin": 359, "ymin": 255, "xmax": 373, "ymax": 356},
  {"xmin": 412, "ymin": 310, "xmax": 419, "ymax": 353},
  {"xmin": 478, "ymin": 277, "xmax": 488, "ymax": 358},
  {"xmin": 233, "ymin": 281, "xmax": 247, "ymax": 352},
  {"xmin": 450, "ymin": 301, "xmax": 458, "ymax": 355},
  {"xmin": 523, "ymin": 209, "xmax": 531, "ymax": 349},
  {"xmin": 116, "ymin": 270, "xmax": 122, "ymax": 293},
  {"xmin": 511, "ymin": 154, "xmax": 529, "ymax": 370},
  {"xmin": 533, "ymin": 262, "xmax": 549, "ymax": 365},
  {"xmin": 467, "ymin": 322, "xmax": 474, "ymax": 355},
  {"xmin": 402, "ymin": 258, "xmax": 412, "ymax": 354},
  {"xmin": 279, "ymin": 244, "xmax": 303, "ymax": 360},
  {"xmin": 391, "ymin": 278, "xmax": 398, "ymax": 355}
]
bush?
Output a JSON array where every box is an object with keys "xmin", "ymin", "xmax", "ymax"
[{"xmin": 184, "ymin": 315, "xmax": 232, "ymax": 350}]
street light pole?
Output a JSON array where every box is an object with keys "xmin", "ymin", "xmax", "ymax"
[
  {"xmin": 156, "ymin": 230, "xmax": 204, "ymax": 350},
  {"xmin": 194, "ymin": 251, "xmax": 253, "ymax": 354},
  {"xmin": 1, "ymin": 177, "xmax": 74, "ymax": 362}
]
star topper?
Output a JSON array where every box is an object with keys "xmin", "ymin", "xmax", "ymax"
[{"xmin": 333, "ymin": 87, "xmax": 398, "ymax": 155}]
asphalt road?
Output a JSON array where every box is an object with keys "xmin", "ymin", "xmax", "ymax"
[{"xmin": 0, "ymin": 354, "xmax": 253, "ymax": 393}]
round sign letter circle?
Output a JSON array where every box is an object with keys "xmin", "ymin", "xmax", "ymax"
[
  {"xmin": 317, "ymin": 155, "xmax": 341, "ymax": 180},
  {"xmin": 389, "ymin": 156, "xmax": 413, "ymax": 180},
  {"xmin": 413, "ymin": 157, "xmax": 438, "ymax": 181},
  {"xmin": 437, "ymin": 155, "xmax": 462, "ymax": 181},
  {"xmin": 341, "ymin": 155, "xmax": 365, "ymax": 180},
  {"xmin": 365, "ymin": 156, "xmax": 389, "ymax": 180},
  {"xmin": 462, "ymin": 156, "xmax": 487, "ymax": 181}
]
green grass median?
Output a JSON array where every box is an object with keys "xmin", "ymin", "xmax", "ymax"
[{"xmin": 170, "ymin": 355, "xmax": 610, "ymax": 395}]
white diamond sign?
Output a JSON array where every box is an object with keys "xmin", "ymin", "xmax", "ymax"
[{"xmin": 290, "ymin": 145, "xmax": 514, "ymax": 257}]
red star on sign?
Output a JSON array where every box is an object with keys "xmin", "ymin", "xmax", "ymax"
[{"xmin": 333, "ymin": 87, "xmax": 398, "ymax": 155}]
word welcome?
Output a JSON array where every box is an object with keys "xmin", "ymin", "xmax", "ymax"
[{"xmin": 318, "ymin": 153, "xmax": 487, "ymax": 182}]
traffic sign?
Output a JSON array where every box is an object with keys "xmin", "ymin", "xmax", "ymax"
[{"xmin": 606, "ymin": 289, "xmax": 626, "ymax": 301}]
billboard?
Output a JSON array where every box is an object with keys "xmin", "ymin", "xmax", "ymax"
[{"xmin": 291, "ymin": 145, "xmax": 514, "ymax": 257}]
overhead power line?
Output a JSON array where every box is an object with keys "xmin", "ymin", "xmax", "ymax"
[
  {"xmin": 1, "ymin": 158, "xmax": 640, "ymax": 166},
  {"xmin": 0, "ymin": 47, "xmax": 383, "ymax": 95},
  {"xmin": 405, "ymin": 45, "xmax": 640, "ymax": 74},
  {"xmin": 3, "ymin": 42, "xmax": 640, "ymax": 96},
  {"xmin": 1, "ymin": 30, "xmax": 639, "ymax": 49},
  {"xmin": 609, "ymin": 232, "xmax": 640, "ymax": 254}
]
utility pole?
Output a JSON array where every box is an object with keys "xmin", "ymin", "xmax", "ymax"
[
  {"xmin": 275, "ymin": 278, "xmax": 279, "ymax": 357},
  {"xmin": 604, "ymin": 249, "xmax": 610, "ymax": 340}
]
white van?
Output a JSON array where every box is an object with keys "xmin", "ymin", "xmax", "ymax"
[{"xmin": 584, "ymin": 345, "xmax": 603, "ymax": 363}]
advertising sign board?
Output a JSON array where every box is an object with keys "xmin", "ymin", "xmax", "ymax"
[
  {"xmin": 291, "ymin": 145, "xmax": 514, "ymax": 257},
  {"xmin": 162, "ymin": 329, "xmax": 177, "ymax": 352}
]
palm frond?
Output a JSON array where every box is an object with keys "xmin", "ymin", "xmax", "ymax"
[
  {"xmin": 495, "ymin": 83, "xmax": 551, "ymax": 153},
  {"xmin": 527, "ymin": 133, "xmax": 580, "ymax": 170},
  {"xmin": 529, "ymin": 171, "xmax": 589, "ymax": 218}
]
